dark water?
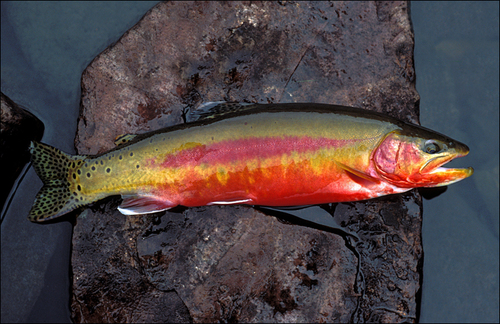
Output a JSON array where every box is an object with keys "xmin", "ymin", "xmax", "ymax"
[
  {"xmin": 412, "ymin": 2, "xmax": 499, "ymax": 322},
  {"xmin": 1, "ymin": 2, "xmax": 498, "ymax": 322},
  {"xmin": 0, "ymin": 2, "xmax": 160, "ymax": 322}
]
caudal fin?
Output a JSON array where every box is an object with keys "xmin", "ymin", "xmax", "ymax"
[{"xmin": 28, "ymin": 141, "xmax": 87, "ymax": 222}]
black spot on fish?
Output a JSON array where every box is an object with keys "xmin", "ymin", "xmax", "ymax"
[
  {"xmin": 91, "ymin": 166, "xmax": 96, "ymax": 171},
  {"xmin": 130, "ymin": 152, "xmax": 133, "ymax": 157},
  {"xmin": 84, "ymin": 163, "xmax": 88, "ymax": 167},
  {"xmin": 86, "ymin": 173, "xmax": 91, "ymax": 178},
  {"xmin": 119, "ymin": 155, "xmax": 122, "ymax": 160},
  {"xmin": 100, "ymin": 160, "xmax": 104, "ymax": 165},
  {"xmin": 77, "ymin": 170, "xmax": 81, "ymax": 175},
  {"xmin": 72, "ymin": 173, "xmax": 76, "ymax": 179},
  {"xmin": 77, "ymin": 185, "xmax": 81, "ymax": 191},
  {"xmin": 136, "ymin": 165, "xmax": 140, "ymax": 169}
]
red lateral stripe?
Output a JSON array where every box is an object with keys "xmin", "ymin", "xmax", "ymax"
[{"xmin": 157, "ymin": 136, "xmax": 357, "ymax": 169}]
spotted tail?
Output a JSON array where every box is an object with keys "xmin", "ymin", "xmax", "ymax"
[{"xmin": 28, "ymin": 141, "xmax": 89, "ymax": 222}]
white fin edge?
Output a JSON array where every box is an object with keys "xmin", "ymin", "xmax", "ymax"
[
  {"xmin": 117, "ymin": 206, "xmax": 173, "ymax": 216},
  {"xmin": 207, "ymin": 199, "xmax": 254, "ymax": 205}
]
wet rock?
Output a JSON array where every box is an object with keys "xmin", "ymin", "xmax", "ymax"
[
  {"xmin": 0, "ymin": 92, "xmax": 44, "ymax": 210},
  {"xmin": 72, "ymin": 1, "xmax": 421, "ymax": 322},
  {"xmin": 71, "ymin": 199, "xmax": 192, "ymax": 323}
]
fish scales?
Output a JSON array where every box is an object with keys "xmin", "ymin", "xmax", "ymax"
[
  {"xmin": 28, "ymin": 103, "xmax": 473, "ymax": 222},
  {"xmin": 77, "ymin": 112, "xmax": 396, "ymax": 205}
]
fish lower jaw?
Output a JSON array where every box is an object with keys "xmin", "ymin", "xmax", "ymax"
[
  {"xmin": 427, "ymin": 166, "xmax": 474, "ymax": 175},
  {"xmin": 423, "ymin": 166, "xmax": 474, "ymax": 187}
]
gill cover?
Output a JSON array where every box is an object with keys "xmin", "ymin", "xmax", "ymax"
[{"xmin": 373, "ymin": 130, "xmax": 473, "ymax": 188}]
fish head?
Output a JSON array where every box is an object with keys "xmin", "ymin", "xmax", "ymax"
[{"xmin": 373, "ymin": 127, "xmax": 473, "ymax": 188}]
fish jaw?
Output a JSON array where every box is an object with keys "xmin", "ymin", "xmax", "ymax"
[
  {"xmin": 409, "ymin": 143, "xmax": 474, "ymax": 186},
  {"xmin": 422, "ymin": 165, "xmax": 474, "ymax": 187},
  {"xmin": 373, "ymin": 131, "xmax": 473, "ymax": 188}
]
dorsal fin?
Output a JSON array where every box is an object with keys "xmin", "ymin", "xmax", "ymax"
[
  {"xmin": 114, "ymin": 134, "xmax": 138, "ymax": 146},
  {"xmin": 187, "ymin": 102, "xmax": 259, "ymax": 122}
]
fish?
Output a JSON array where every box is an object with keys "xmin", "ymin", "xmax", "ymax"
[{"xmin": 27, "ymin": 102, "xmax": 473, "ymax": 222}]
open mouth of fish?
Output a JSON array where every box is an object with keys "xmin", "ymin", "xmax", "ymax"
[{"xmin": 420, "ymin": 152, "xmax": 474, "ymax": 186}]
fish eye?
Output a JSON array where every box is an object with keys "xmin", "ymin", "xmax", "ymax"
[{"xmin": 424, "ymin": 140, "xmax": 441, "ymax": 154}]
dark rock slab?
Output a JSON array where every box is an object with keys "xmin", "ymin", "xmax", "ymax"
[
  {"xmin": 75, "ymin": 1, "xmax": 419, "ymax": 155},
  {"xmin": 0, "ymin": 92, "xmax": 44, "ymax": 210},
  {"xmin": 71, "ymin": 199, "xmax": 191, "ymax": 323},
  {"xmin": 72, "ymin": 1, "xmax": 422, "ymax": 322}
]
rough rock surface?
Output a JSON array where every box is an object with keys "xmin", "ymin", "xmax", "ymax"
[
  {"xmin": 0, "ymin": 92, "xmax": 44, "ymax": 210},
  {"xmin": 71, "ymin": 1, "xmax": 422, "ymax": 322}
]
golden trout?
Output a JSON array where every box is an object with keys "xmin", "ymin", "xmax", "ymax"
[{"xmin": 28, "ymin": 103, "xmax": 473, "ymax": 222}]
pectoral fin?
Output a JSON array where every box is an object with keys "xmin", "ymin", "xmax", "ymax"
[
  {"xmin": 207, "ymin": 198, "xmax": 254, "ymax": 205},
  {"xmin": 336, "ymin": 162, "xmax": 380, "ymax": 186},
  {"xmin": 118, "ymin": 194, "xmax": 176, "ymax": 215}
]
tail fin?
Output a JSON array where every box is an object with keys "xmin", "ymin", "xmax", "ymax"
[{"xmin": 28, "ymin": 141, "xmax": 87, "ymax": 222}]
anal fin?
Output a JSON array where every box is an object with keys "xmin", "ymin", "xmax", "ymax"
[{"xmin": 118, "ymin": 194, "xmax": 176, "ymax": 215}]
